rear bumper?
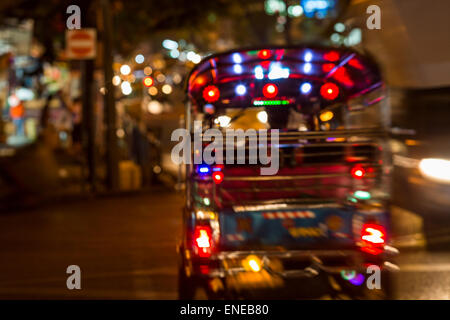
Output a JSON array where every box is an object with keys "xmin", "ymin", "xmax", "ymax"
[{"xmin": 187, "ymin": 246, "xmax": 399, "ymax": 280}]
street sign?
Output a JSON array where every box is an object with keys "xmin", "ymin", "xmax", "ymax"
[{"xmin": 66, "ymin": 28, "xmax": 96, "ymax": 60}]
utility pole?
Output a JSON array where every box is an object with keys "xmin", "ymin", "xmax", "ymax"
[
  {"xmin": 102, "ymin": 0, "xmax": 118, "ymax": 191},
  {"xmin": 80, "ymin": 4, "xmax": 96, "ymax": 192},
  {"xmin": 81, "ymin": 59, "xmax": 96, "ymax": 190}
]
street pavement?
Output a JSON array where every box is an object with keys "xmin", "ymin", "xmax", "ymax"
[{"xmin": 0, "ymin": 190, "xmax": 448, "ymax": 299}]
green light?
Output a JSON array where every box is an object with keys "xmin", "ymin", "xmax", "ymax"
[
  {"xmin": 334, "ymin": 22, "xmax": 346, "ymax": 33},
  {"xmin": 253, "ymin": 100, "xmax": 290, "ymax": 106},
  {"xmin": 203, "ymin": 198, "xmax": 210, "ymax": 206},
  {"xmin": 354, "ymin": 190, "xmax": 371, "ymax": 200},
  {"xmin": 265, "ymin": 0, "xmax": 286, "ymax": 15},
  {"xmin": 340, "ymin": 270, "xmax": 356, "ymax": 281},
  {"xmin": 288, "ymin": 5, "xmax": 303, "ymax": 17}
]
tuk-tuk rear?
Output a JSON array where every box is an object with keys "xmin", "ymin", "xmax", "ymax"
[{"xmin": 177, "ymin": 46, "xmax": 398, "ymax": 299}]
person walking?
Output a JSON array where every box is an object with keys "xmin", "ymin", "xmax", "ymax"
[{"xmin": 8, "ymin": 94, "xmax": 25, "ymax": 137}]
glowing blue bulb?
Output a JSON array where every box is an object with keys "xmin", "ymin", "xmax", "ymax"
[
  {"xmin": 300, "ymin": 82, "xmax": 312, "ymax": 94},
  {"xmin": 303, "ymin": 63, "xmax": 312, "ymax": 74},
  {"xmin": 197, "ymin": 164, "xmax": 210, "ymax": 174},
  {"xmin": 232, "ymin": 53, "xmax": 242, "ymax": 64},
  {"xmin": 235, "ymin": 84, "xmax": 246, "ymax": 96},
  {"xmin": 233, "ymin": 64, "xmax": 243, "ymax": 74},
  {"xmin": 254, "ymin": 66, "xmax": 264, "ymax": 80},
  {"xmin": 304, "ymin": 51, "xmax": 313, "ymax": 62}
]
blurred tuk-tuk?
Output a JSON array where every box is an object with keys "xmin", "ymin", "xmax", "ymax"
[{"xmin": 178, "ymin": 46, "xmax": 398, "ymax": 299}]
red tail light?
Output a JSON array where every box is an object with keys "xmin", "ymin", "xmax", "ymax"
[
  {"xmin": 361, "ymin": 224, "xmax": 385, "ymax": 244},
  {"xmin": 212, "ymin": 171, "xmax": 224, "ymax": 184},
  {"xmin": 360, "ymin": 224, "xmax": 385, "ymax": 255},
  {"xmin": 193, "ymin": 225, "xmax": 213, "ymax": 258},
  {"xmin": 351, "ymin": 166, "xmax": 365, "ymax": 179}
]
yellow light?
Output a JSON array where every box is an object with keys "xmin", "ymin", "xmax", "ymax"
[
  {"xmin": 248, "ymin": 259, "xmax": 261, "ymax": 272},
  {"xmin": 257, "ymin": 111, "xmax": 268, "ymax": 124},
  {"xmin": 144, "ymin": 77, "xmax": 154, "ymax": 87},
  {"xmin": 148, "ymin": 87, "xmax": 158, "ymax": 95},
  {"xmin": 320, "ymin": 111, "xmax": 334, "ymax": 122},
  {"xmin": 120, "ymin": 64, "xmax": 131, "ymax": 75},
  {"xmin": 405, "ymin": 139, "xmax": 420, "ymax": 146},
  {"xmin": 156, "ymin": 73, "xmax": 166, "ymax": 83},
  {"xmin": 144, "ymin": 66, "xmax": 153, "ymax": 75},
  {"xmin": 112, "ymin": 75, "xmax": 121, "ymax": 86},
  {"xmin": 162, "ymin": 84, "xmax": 172, "ymax": 94},
  {"xmin": 243, "ymin": 255, "xmax": 262, "ymax": 272},
  {"xmin": 195, "ymin": 210, "xmax": 216, "ymax": 220}
]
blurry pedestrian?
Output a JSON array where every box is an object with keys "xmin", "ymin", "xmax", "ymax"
[
  {"xmin": 8, "ymin": 93, "xmax": 25, "ymax": 137},
  {"xmin": 130, "ymin": 119, "xmax": 151, "ymax": 186}
]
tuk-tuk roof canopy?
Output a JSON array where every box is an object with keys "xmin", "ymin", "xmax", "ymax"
[{"xmin": 187, "ymin": 45, "xmax": 383, "ymax": 112}]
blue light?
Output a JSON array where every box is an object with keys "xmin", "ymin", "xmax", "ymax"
[
  {"xmin": 303, "ymin": 63, "xmax": 312, "ymax": 74},
  {"xmin": 304, "ymin": 51, "xmax": 313, "ymax": 62},
  {"xmin": 197, "ymin": 164, "xmax": 211, "ymax": 174},
  {"xmin": 233, "ymin": 64, "xmax": 243, "ymax": 74},
  {"xmin": 232, "ymin": 53, "xmax": 242, "ymax": 64},
  {"xmin": 162, "ymin": 39, "xmax": 178, "ymax": 50},
  {"xmin": 203, "ymin": 104, "xmax": 215, "ymax": 114},
  {"xmin": 349, "ymin": 273, "xmax": 365, "ymax": 286},
  {"xmin": 254, "ymin": 66, "xmax": 264, "ymax": 80},
  {"xmin": 301, "ymin": 0, "xmax": 336, "ymax": 19},
  {"xmin": 235, "ymin": 84, "xmax": 246, "ymax": 96},
  {"xmin": 300, "ymin": 82, "xmax": 312, "ymax": 94}
]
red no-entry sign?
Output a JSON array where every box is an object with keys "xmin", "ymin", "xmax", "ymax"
[{"xmin": 66, "ymin": 29, "xmax": 97, "ymax": 60}]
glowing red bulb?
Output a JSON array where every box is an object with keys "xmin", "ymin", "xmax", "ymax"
[
  {"xmin": 351, "ymin": 166, "xmax": 366, "ymax": 179},
  {"xmin": 203, "ymin": 85, "xmax": 220, "ymax": 103},
  {"xmin": 258, "ymin": 49, "xmax": 271, "ymax": 59},
  {"xmin": 322, "ymin": 63, "xmax": 336, "ymax": 73},
  {"xmin": 320, "ymin": 82, "xmax": 339, "ymax": 100},
  {"xmin": 323, "ymin": 51, "xmax": 340, "ymax": 62},
  {"xmin": 348, "ymin": 58, "xmax": 364, "ymax": 70},
  {"xmin": 213, "ymin": 171, "xmax": 224, "ymax": 184},
  {"xmin": 262, "ymin": 83, "xmax": 278, "ymax": 98}
]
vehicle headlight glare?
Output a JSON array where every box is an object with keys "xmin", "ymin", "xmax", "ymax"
[{"xmin": 419, "ymin": 158, "xmax": 450, "ymax": 183}]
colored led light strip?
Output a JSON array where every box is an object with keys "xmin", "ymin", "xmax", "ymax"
[{"xmin": 253, "ymin": 100, "xmax": 290, "ymax": 106}]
